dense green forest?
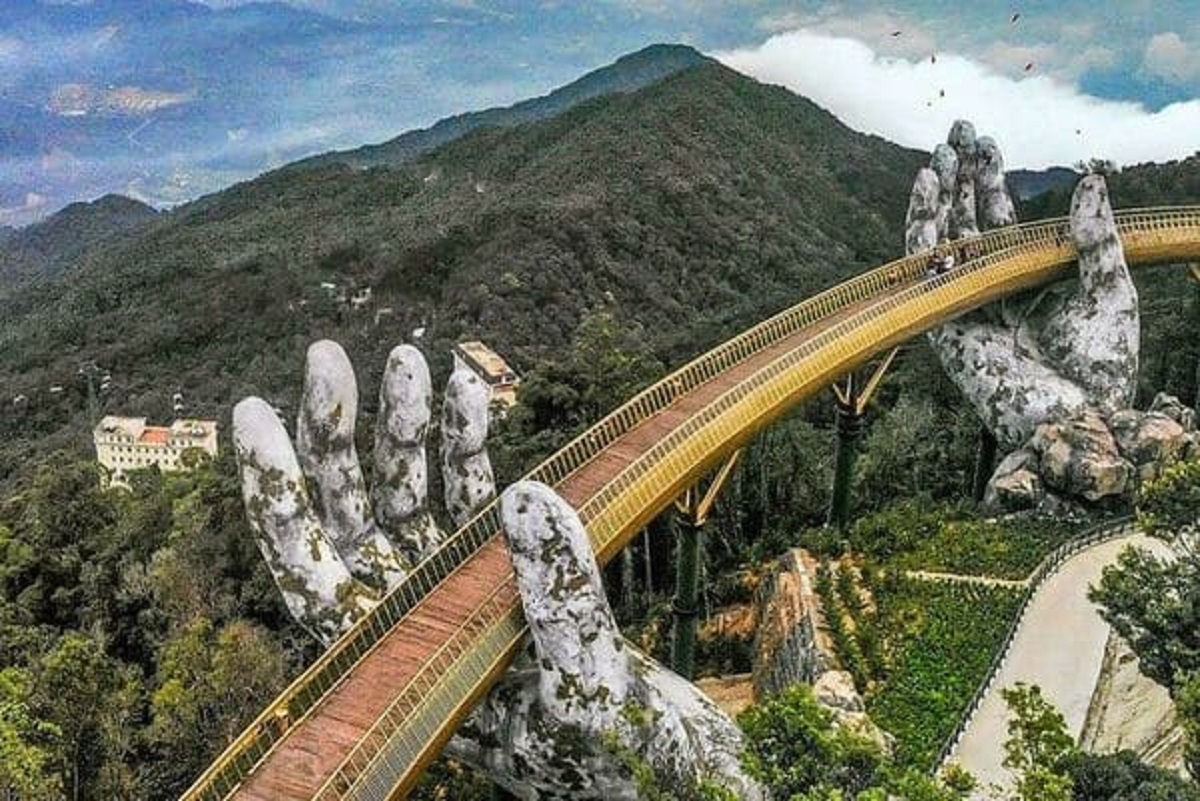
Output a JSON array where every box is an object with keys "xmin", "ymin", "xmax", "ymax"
[{"xmin": 2, "ymin": 52, "xmax": 1200, "ymax": 800}]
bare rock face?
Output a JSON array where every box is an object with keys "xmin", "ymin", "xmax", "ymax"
[
  {"xmin": 1081, "ymin": 631, "xmax": 1186, "ymax": 773},
  {"xmin": 752, "ymin": 548, "xmax": 829, "ymax": 698},
  {"xmin": 813, "ymin": 669, "xmax": 863, "ymax": 713},
  {"xmin": 812, "ymin": 670, "xmax": 895, "ymax": 756},
  {"xmin": 1030, "ymin": 410, "xmax": 1134, "ymax": 502},
  {"xmin": 985, "ymin": 402, "xmax": 1197, "ymax": 513}
]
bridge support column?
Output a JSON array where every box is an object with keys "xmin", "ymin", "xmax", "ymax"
[
  {"xmin": 827, "ymin": 380, "xmax": 862, "ymax": 532},
  {"xmin": 670, "ymin": 450, "xmax": 741, "ymax": 680},
  {"xmin": 826, "ymin": 349, "xmax": 898, "ymax": 533},
  {"xmin": 671, "ymin": 511, "xmax": 703, "ymax": 680},
  {"xmin": 972, "ymin": 425, "xmax": 998, "ymax": 502}
]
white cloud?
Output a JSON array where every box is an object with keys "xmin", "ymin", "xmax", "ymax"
[
  {"xmin": 1143, "ymin": 32, "xmax": 1200, "ymax": 83},
  {"xmin": 759, "ymin": 9, "xmax": 937, "ymax": 60},
  {"xmin": 715, "ymin": 30, "xmax": 1200, "ymax": 169}
]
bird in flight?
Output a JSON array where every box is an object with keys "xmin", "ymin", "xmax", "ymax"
[{"xmin": 1011, "ymin": 12, "xmax": 1022, "ymax": 24}]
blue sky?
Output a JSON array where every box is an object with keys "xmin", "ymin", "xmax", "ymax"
[
  {"xmin": 192, "ymin": 0, "xmax": 1200, "ymax": 105},
  {"xmin": 3, "ymin": 1, "xmax": 1199, "ymax": 223}
]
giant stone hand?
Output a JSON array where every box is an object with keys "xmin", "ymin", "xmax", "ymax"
[
  {"xmin": 906, "ymin": 120, "xmax": 1139, "ymax": 450},
  {"xmin": 233, "ymin": 341, "xmax": 762, "ymax": 800}
]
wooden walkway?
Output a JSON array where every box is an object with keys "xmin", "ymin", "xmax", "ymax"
[{"xmin": 231, "ymin": 294, "xmax": 887, "ymax": 799}]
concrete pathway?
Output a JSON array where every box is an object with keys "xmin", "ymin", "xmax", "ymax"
[{"xmin": 948, "ymin": 532, "xmax": 1172, "ymax": 798}]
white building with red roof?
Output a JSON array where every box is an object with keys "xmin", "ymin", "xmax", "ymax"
[{"xmin": 93, "ymin": 415, "xmax": 218, "ymax": 488}]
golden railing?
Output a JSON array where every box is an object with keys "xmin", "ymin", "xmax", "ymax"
[{"xmin": 182, "ymin": 207, "xmax": 1200, "ymax": 801}]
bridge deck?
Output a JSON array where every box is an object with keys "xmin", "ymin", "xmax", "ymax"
[{"xmin": 233, "ymin": 293, "xmax": 885, "ymax": 799}]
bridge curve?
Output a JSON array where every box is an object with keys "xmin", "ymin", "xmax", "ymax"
[{"xmin": 183, "ymin": 208, "xmax": 1200, "ymax": 801}]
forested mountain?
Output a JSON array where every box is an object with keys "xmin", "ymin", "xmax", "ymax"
[
  {"xmin": 0, "ymin": 194, "xmax": 158, "ymax": 284},
  {"xmin": 0, "ymin": 59, "xmax": 928, "ymax": 487},
  {"xmin": 1008, "ymin": 166, "xmax": 1079, "ymax": 200},
  {"xmin": 290, "ymin": 43, "xmax": 713, "ymax": 171}
]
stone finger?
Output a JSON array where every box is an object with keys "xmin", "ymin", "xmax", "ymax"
[
  {"xmin": 975, "ymin": 135, "xmax": 1017, "ymax": 229},
  {"xmin": 905, "ymin": 166, "xmax": 942, "ymax": 255},
  {"xmin": 297, "ymin": 340, "xmax": 408, "ymax": 589},
  {"xmin": 500, "ymin": 481, "xmax": 629, "ymax": 720},
  {"xmin": 947, "ymin": 119, "xmax": 980, "ymax": 238},
  {"xmin": 1037, "ymin": 174, "xmax": 1139, "ymax": 411},
  {"xmin": 440, "ymin": 367, "xmax": 496, "ymax": 528},
  {"xmin": 233, "ymin": 397, "xmax": 373, "ymax": 645},
  {"xmin": 930, "ymin": 143, "xmax": 958, "ymax": 240},
  {"xmin": 373, "ymin": 344, "xmax": 442, "ymax": 561}
]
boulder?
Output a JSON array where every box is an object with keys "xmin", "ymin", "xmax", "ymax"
[
  {"xmin": 813, "ymin": 669, "xmax": 864, "ymax": 714},
  {"xmin": 984, "ymin": 448, "xmax": 1044, "ymax": 511},
  {"xmin": 1149, "ymin": 392, "xmax": 1197, "ymax": 432},
  {"xmin": 813, "ymin": 670, "xmax": 895, "ymax": 755},
  {"xmin": 1030, "ymin": 410, "xmax": 1133, "ymax": 501},
  {"xmin": 1109, "ymin": 409, "xmax": 1188, "ymax": 481},
  {"xmin": 752, "ymin": 549, "xmax": 830, "ymax": 698}
]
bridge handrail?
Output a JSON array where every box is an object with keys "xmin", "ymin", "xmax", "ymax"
[
  {"xmin": 931, "ymin": 516, "xmax": 1136, "ymax": 771},
  {"xmin": 182, "ymin": 206, "xmax": 1200, "ymax": 799}
]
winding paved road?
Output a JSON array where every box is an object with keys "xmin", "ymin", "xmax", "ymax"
[{"xmin": 949, "ymin": 532, "xmax": 1172, "ymax": 798}]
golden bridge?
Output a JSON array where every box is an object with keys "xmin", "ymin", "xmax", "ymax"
[{"xmin": 182, "ymin": 208, "xmax": 1200, "ymax": 800}]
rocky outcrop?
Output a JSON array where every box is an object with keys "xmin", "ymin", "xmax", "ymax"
[
  {"xmin": 984, "ymin": 449, "xmax": 1045, "ymax": 511},
  {"xmin": 814, "ymin": 670, "xmax": 895, "ymax": 755},
  {"xmin": 1081, "ymin": 631, "xmax": 1186, "ymax": 774},
  {"xmin": 984, "ymin": 402, "xmax": 1197, "ymax": 513},
  {"xmin": 752, "ymin": 548, "xmax": 830, "ymax": 698},
  {"xmin": 747, "ymin": 551, "xmax": 894, "ymax": 755},
  {"xmin": 1109, "ymin": 410, "xmax": 1188, "ymax": 481}
]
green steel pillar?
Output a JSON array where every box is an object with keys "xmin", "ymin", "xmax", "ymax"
[
  {"xmin": 972, "ymin": 425, "xmax": 998, "ymax": 502},
  {"xmin": 827, "ymin": 381, "xmax": 863, "ymax": 532},
  {"xmin": 671, "ymin": 512, "xmax": 703, "ymax": 680}
]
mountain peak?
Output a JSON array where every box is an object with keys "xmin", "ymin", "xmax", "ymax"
[
  {"xmin": 288, "ymin": 42, "xmax": 712, "ymax": 172},
  {"xmin": 0, "ymin": 193, "xmax": 158, "ymax": 282}
]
